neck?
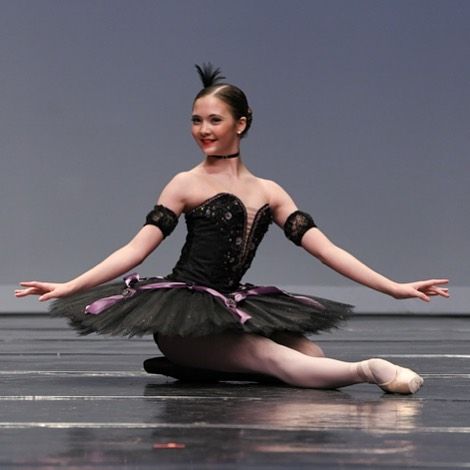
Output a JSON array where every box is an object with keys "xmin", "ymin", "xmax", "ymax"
[
  {"xmin": 201, "ymin": 153, "xmax": 245, "ymax": 176},
  {"xmin": 207, "ymin": 151, "xmax": 240, "ymax": 160}
]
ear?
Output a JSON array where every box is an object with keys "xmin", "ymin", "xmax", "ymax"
[{"xmin": 236, "ymin": 116, "xmax": 247, "ymax": 135}]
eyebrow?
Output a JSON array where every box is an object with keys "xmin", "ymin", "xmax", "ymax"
[{"xmin": 191, "ymin": 113, "xmax": 223, "ymax": 118}]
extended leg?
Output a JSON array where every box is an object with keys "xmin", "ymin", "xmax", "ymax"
[
  {"xmin": 158, "ymin": 332, "xmax": 355, "ymax": 389},
  {"xmin": 157, "ymin": 332, "xmax": 423, "ymax": 393}
]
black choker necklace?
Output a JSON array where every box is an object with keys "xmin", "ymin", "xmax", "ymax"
[{"xmin": 208, "ymin": 151, "xmax": 240, "ymax": 159}]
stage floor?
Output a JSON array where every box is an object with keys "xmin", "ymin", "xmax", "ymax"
[{"xmin": 0, "ymin": 314, "xmax": 468, "ymax": 469}]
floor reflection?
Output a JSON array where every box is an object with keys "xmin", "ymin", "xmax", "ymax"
[
  {"xmin": 17, "ymin": 382, "xmax": 424, "ymax": 468},
  {"xmin": 145, "ymin": 382, "xmax": 423, "ymax": 465},
  {"xmin": 144, "ymin": 381, "xmax": 424, "ymax": 433}
]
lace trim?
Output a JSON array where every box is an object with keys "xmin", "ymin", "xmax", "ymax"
[
  {"xmin": 144, "ymin": 204, "xmax": 179, "ymax": 238},
  {"xmin": 284, "ymin": 210, "xmax": 317, "ymax": 246}
]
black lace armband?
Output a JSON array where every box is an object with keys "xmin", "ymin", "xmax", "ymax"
[
  {"xmin": 284, "ymin": 210, "xmax": 317, "ymax": 246},
  {"xmin": 144, "ymin": 204, "xmax": 179, "ymax": 238}
]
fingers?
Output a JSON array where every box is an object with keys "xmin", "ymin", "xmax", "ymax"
[
  {"xmin": 39, "ymin": 289, "xmax": 66, "ymax": 301},
  {"xmin": 416, "ymin": 279, "xmax": 450, "ymax": 298},
  {"xmin": 15, "ymin": 286, "xmax": 42, "ymax": 297},
  {"xmin": 19, "ymin": 281, "xmax": 49, "ymax": 289},
  {"xmin": 416, "ymin": 291, "xmax": 430, "ymax": 302},
  {"xmin": 15, "ymin": 281, "xmax": 53, "ymax": 298},
  {"xmin": 400, "ymin": 278, "xmax": 450, "ymax": 302},
  {"xmin": 14, "ymin": 289, "xmax": 30, "ymax": 298},
  {"xmin": 15, "ymin": 288, "xmax": 57, "ymax": 301},
  {"xmin": 39, "ymin": 292, "xmax": 58, "ymax": 302},
  {"xmin": 423, "ymin": 279, "xmax": 449, "ymax": 287},
  {"xmin": 427, "ymin": 287, "xmax": 450, "ymax": 298}
]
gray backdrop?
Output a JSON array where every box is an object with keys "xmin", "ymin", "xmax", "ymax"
[{"xmin": 1, "ymin": 0, "xmax": 468, "ymax": 313}]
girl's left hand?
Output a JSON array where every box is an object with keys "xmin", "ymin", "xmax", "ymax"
[
  {"xmin": 392, "ymin": 279, "xmax": 449, "ymax": 302},
  {"xmin": 15, "ymin": 281, "xmax": 75, "ymax": 301}
]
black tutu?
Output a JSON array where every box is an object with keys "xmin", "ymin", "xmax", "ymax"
[{"xmin": 50, "ymin": 276, "xmax": 352, "ymax": 337}]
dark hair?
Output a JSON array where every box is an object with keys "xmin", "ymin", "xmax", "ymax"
[{"xmin": 194, "ymin": 63, "xmax": 253, "ymax": 138}]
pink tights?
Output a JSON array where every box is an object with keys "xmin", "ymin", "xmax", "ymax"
[{"xmin": 156, "ymin": 332, "xmax": 398, "ymax": 390}]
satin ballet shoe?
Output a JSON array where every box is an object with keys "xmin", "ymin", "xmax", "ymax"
[
  {"xmin": 358, "ymin": 359, "xmax": 424, "ymax": 395},
  {"xmin": 378, "ymin": 366, "xmax": 424, "ymax": 395}
]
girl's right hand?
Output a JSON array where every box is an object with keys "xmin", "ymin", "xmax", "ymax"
[{"xmin": 15, "ymin": 281, "xmax": 76, "ymax": 302}]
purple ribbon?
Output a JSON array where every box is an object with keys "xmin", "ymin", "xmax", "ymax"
[{"xmin": 85, "ymin": 273, "xmax": 325, "ymax": 324}]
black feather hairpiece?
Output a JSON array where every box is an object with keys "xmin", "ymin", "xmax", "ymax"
[{"xmin": 195, "ymin": 63, "xmax": 226, "ymax": 88}]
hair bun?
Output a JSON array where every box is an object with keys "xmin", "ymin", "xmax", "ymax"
[{"xmin": 195, "ymin": 63, "xmax": 226, "ymax": 88}]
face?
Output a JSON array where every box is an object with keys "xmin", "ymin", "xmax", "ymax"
[{"xmin": 191, "ymin": 94, "xmax": 246, "ymax": 156}]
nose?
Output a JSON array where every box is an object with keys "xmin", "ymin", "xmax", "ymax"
[{"xmin": 200, "ymin": 121, "xmax": 210, "ymax": 136}]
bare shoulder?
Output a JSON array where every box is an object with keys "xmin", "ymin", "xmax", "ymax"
[
  {"xmin": 156, "ymin": 171, "xmax": 198, "ymax": 215},
  {"xmin": 258, "ymin": 178, "xmax": 298, "ymax": 225},
  {"xmin": 168, "ymin": 171, "xmax": 197, "ymax": 189},
  {"xmin": 160, "ymin": 172, "xmax": 194, "ymax": 195},
  {"xmin": 258, "ymin": 178, "xmax": 295, "ymax": 207}
]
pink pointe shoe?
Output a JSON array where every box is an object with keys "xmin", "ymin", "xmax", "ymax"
[
  {"xmin": 358, "ymin": 359, "xmax": 424, "ymax": 395},
  {"xmin": 378, "ymin": 366, "xmax": 424, "ymax": 394}
]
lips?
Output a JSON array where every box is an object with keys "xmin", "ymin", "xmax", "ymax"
[{"xmin": 201, "ymin": 139, "xmax": 216, "ymax": 147}]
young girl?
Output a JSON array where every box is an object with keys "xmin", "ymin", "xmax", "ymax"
[{"xmin": 16, "ymin": 64, "xmax": 449, "ymax": 394}]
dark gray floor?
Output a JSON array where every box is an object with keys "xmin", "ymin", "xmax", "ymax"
[{"xmin": 0, "ymin": 314, "xmax": 469, "ymax": 469}]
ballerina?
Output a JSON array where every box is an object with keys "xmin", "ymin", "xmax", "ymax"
[{"xmin": 16, "ymin": 63, "xmax": 449, "ymax": 394}]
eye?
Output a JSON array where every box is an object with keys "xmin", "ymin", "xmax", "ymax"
[{"xmin": 210, "ymin": 117, "xmax": 222, "ymax": 124}]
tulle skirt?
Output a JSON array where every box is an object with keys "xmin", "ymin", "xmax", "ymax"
[{"xmin": 50, "ymin": 276, "xmax": 352, "ymax": 337}]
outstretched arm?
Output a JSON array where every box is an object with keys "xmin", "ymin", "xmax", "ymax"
[
  {"xmin": 267, "ymin": 179, "xmax": 449, "ymax": 302},
  {"xmin": 16, "ymin": 173, "xmax": 190, "ymax": 301},
  {"xmin": 300, "ymin": 228, "xmax": 448, "ymax": 301},
  {"xmin": 16, "ymin": 226, "xmax": 165, "ymax": 301}
]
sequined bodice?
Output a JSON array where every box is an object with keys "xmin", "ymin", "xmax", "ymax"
[{"xmin": 168, "ymin": 193, "xmax": 273, "ymax": 292}]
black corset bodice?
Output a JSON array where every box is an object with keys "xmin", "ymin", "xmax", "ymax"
[{"xmin": 168, "ymin": 193, "xmax": 273, "ymax": 292}]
